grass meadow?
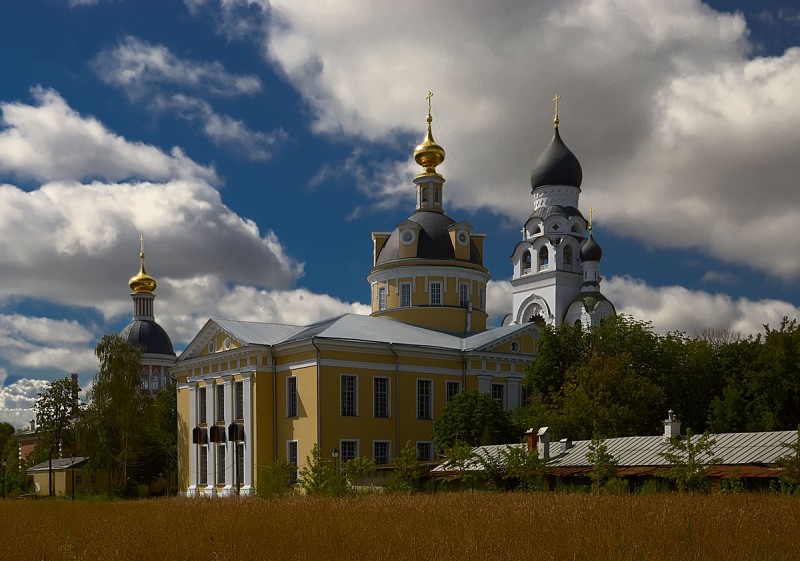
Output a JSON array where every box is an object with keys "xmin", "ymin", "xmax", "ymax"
[{"xmin": 0, "ymin": 493, "xmax": 798, "ymax": 560}]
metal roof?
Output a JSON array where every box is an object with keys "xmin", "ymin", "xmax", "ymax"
[
  {"xmin": 26, "ymin": 457, "xmax": 88, "ymax": 473},
  {"xmin": 433, "ymin": 430, "xmax": 799, "ymax": 474},
  {"xmin": 212, "ymin": 318, "xmax": 305, "ymax": 346}
]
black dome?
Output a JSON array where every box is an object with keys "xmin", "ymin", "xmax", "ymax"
[
  {"xmin": 375, "ymin": 211, "xmax": 483, "ymax": 266},
  {"xmin": 121, "ymin": 319, "xmax": 175, "ymax": 356},
  {"xmin": 580, "ymin": 233, "xmax": 603, "ymax": 261},
  {"xmin": 530, "ymin": 128, "xmax": 582, "ymax": 190}
]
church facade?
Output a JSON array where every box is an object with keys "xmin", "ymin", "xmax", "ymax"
[{"xmin": 169, "ymin": 98, "xmax": 613, "ymax": 496}]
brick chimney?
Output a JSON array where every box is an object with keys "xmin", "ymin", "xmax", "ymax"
[
  {"xmin": 525, "ymin": 428, "xmax": 537, "ymax": 453},
  {"xmin": 663, "ymin": 410, "xmax": 681, "ymax": 441}
]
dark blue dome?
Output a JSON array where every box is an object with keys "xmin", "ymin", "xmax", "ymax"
[
  {"xmin": 530, "ymin": 128, "xmax": 583, "ymax": 190},
  {"xmin": 580, "ymin": 233, "xmax": 603, "ymax": 262},
  {"xmin": 121, "ymin": 319, "xmax": 175, "ymax": 356}
]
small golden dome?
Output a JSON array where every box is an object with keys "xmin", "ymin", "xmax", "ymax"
[
  {"xmin": 129, "ymin": 236, "xmax": 157, "ymax": 294},
  {"xmin": 413, "ymin": 92, "xmax": 445, "ymax": 175}
]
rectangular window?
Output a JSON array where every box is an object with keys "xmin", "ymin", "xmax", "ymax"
[
  {"xmin": 198, "ymin": 387, "xmax": 207, "ymax": 424},
  {"xmin": 417, "ymin": 379, "xmax": 432, "ymax": 419},
  {"xmin": 287, "ymin": 440, "xmax": 298, "ymax": 483},
  {"xmin": 373, "ymin": 377, "xmax": 390, "ymax": 418},
  {"xmin": 217, "ymin": 445, "xmax": 226, "ymax": 484},
  {"xmin": 459, "ymin": 283, "xmax": 469, "ymax": 308},
  {"xmin": 286, "ymin": 376, "xmax": 298, "ymax": 417},
  {"xmin": 340, "ymin": 375, "xmax": 358, "ymax": 417},
  {"xmin": 234, "ymin": 381, "xmax": 244, "ymax": 421},
  {"xmin": 520, "ymin": 384, "xmax": 530, "ymax": 407},
  {"xmin": 416, "ymin": 441, "xmax": 433, "ymax": 462},
  {"xmin": 378, "ymin": 285, "xmax": 387, "ymax": 310},
  {"xmin": 236, "ymin": 442, "xmax": 245, "ymax": 486},
  {"xmin": 491, "ymin": 383, "xmax": 505, "ymax": 407},
  {"xmin": 199, "ymin": 445, "xmax": 208, "ymax": 485},
  {"xmin": 373, "ymin": 441, "xmax": 391, "ymax": 466},
  {"xmin": 216, "ymin": 384, "xmax": 225, "ymax": 423},
  {"xmin": 429, "ymin": 281, "xmax": 442, "ymax": 306},
  {"xmin": 400, "ymin": 282, "xmax": 412, "ymax": 307},
  {"xmin": 446, "ymin": 381, "xmax": 461, "ymax": 402},
  {"xmin": 341, "ymin": 439, "xmax": 359, "ymax": 463},
  {"xmin": 479, "ymin": 286, "xmax": 486, "ymax": 311}
]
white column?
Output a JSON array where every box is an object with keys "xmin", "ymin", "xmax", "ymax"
[
  {"xmin": 222, "ymin": 376, "xmax": 233, "ymax": 495},
  {"xmin": 241, "ymin": 372, "xmax": 254, "ymax": 495},
  {"xmin": 476, "ymin": 374, "xmax": 492, "ymax": 394},
  {"xmin": 187, "ymin": 383, "xmax": 197, "ymax": 496},
  {"xmin": 506, "ymin": 376, "xmax": 522, "ymax": 411},
  {"xmin": 204, "ymin": 381, "xmax": 216, "ymax": 497}
]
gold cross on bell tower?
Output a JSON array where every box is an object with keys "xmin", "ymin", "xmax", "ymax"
[{"xmin": 589, "ymin": 207, "xmax": 594, "ymax": 231}]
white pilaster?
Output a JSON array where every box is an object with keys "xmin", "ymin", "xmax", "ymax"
[
  {"xmin": 188, "ymin": 383, "xmax": 197, "ymax": 495},
  {"xmin": 506, "ymin": 377, "xmax": 522, "ymax": 410},
  {"xmin": 477, "ymin": 374, "xmax": 492, "ymax": 394}
]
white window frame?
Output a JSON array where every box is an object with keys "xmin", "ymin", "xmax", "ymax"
[
  {"xmin": 459, "ymin": 282, "xmax": 469, "ymax": 308},
  {"xmin": 199, "ymin": 445, "xmax": 208, "ymax": 485},
  {"xmin": 287, "ymin": 440, "xmax": 298, "ymax": 482},
  {"xmin": 446, "ymin": 380, "xmax": 461, "ymax": 403},
  {"xmin": 416, "ymin": 378, "xmax": 433, "ymax": 419},
  {"xmin": 373, "ymin": 376, "xmax": 390, "ymax": 418},
  {"xmin": 340, "ymin": 374, "xmax": 358, "ymax": 417},
  {"xmin": 429, "ymin": 281, "xmax": 442, "ymax": 306},
  {"xmin": 286, "ymin": 376, "xmax": 298, "ymax": 417},
  {"xmin": 340, "ymin": 439, "xmax": 359, "ymax": 463},
  {"xmin": 198, "ymin": 387, "xmax": 207, "ymax": 424},
  {"xmin": 234, "ymin": 380, "xmax": 244, "ymax": 421},
  {"xmin": 373, "ymin": 440, "xmax": 391, "ymax": 466},
  {"xmin": 416, "ymin": 441, "xmax": 433, "ymax": 462},
  {"xmin": 216, "ymin": 384, "xmax": 225, "ymax": 423},
  {"xmin": 216, "ymin": 444, "xmax": 226, "ymax": 485},
  {"xmin": 491, "ymin": 383, "xmax": 505, "ymax": 408},
  {"xmin": 400, "ymin": 282, "xmax": 412, "ymax": 307},
  {"xmin": 378, "ymin": 285, "xmax": 387, "ymax": 310}
]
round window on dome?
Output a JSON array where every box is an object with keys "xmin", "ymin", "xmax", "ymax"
[
  {"xmin": 457, "ymin": 230, "xmax": 469, "ymax": 246},
  {"xmin": 400, "ymin": 229, "xmax": 416, "ymax": 245}
]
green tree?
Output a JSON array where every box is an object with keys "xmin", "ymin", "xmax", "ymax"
[
  {"xmin": 525, "ymin": 322, "xmax": 585, "ymax": 399},
  {"xmin": 34, "ymin": 376, "xmax": 79, "ymax": 496},
  {"xmin": 433, "ymin": 391, "xmax": 522, "ymax": 452},
  {"xmin": 256, "ymin": 459, "xmax": 297, "ymax": 499},
  {"xmin": 76, "ymin": 334, "xmax": 147, "ymax": 493},
  {"xmin": 298, "ymin": 444, "xmax": 335, "ymax": 495},
  {"xmin": 659, "ymin": 429, "xmax": 721, "ymax": 492},
  {"xmin": 387, "ymin": 441, "xmax": 423, "ymax": 493},
  {"xmin": 586, "ymin": 437, "xmax": 618, "ymax": 492},
  {"xmin": 342, "ymin": 456, "xmax": 376, "ymax": 491},
  {"xmin": 501, "ymin": 444, "xmax": 545, "ymax": 491},
  {"xmin": 441, "ymin": 441, "xmax": 476, "ymax": 491}
]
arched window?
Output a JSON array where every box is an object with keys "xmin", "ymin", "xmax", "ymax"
[
  {"xmin": 522, "ymin": 252, "xmax": 532, "ymax": 275},
  {"xmin": 571, "ymin": 224, "xmax": 582, "ymax": 234},
  {"xmin": 538, "ymin": 247, "xmax": 549, "ymax": 270},
  {"xmin": 563, "ymin": 245, "xmax": 574, "ymax": 271}
]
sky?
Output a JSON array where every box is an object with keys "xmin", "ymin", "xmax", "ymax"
[{"xmin": 1, "ymin": 0, "xmax": 800, "ymax": 427}]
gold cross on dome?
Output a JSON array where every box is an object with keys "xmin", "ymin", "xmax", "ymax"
[
  {"xmin": 553, "ymin": 93, "xmax": 561, "ymax": 127},
  {"xmin": 140, "ymin": 233, "xmax": 145, "ymax": 253},
  {"xmin": 589, "ymin": 207, "xmax": 594, "ymax": 230},
  {"xmin": 426, "ymin": 91, "xmax": 433, "ymax": 117}
]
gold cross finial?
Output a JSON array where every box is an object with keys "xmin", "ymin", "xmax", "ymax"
[
  {"xmin": 553, "ymin": 93, "xmax": 561, "ymax": 128},
  {"xmin": 426, "ymin": 91, "xmax": 433, "ymax": 122},
  {"xmin": 140, "ymin": 234, "xmax": 145, "ymax": 259},
  {"xmin": 589, "ymin": 208, "xmax": 594, "ymax": 231}
]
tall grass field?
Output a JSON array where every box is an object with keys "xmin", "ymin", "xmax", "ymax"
[{"xmin": 0, "ymin": 493, "xmax": 797, "ymax": 560}]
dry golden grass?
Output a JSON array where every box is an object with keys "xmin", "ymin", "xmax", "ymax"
[{"xmin": 1, "ymin": 493, "xmax": 798, "ymax": 560}]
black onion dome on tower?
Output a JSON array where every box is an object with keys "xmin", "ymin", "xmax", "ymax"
[
  {"xmin": 121, "ymin": 320, "xmax": 175, "ymax": 355},
  {"xmin": 580, "ymin": 232, "xmax": 603, "ymax": 261},
  {"xmin": 375, "ymin": 211, "xmax": 483, "ymax": 266},
  {"xmin": 530, "ymin": 128, "xmax": 583, "ymax": 191}
]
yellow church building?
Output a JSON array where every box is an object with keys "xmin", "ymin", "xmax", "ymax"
[{"xmin": 172, "ymin": 97, "xmax": 612, "ymax": 496}]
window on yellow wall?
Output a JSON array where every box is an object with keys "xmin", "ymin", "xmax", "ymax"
[
  {"xmin": 199, "ymin": 445, "xmax": 208, "ymax": 485},
  {"xmin": 287, "ymin": 441, "xmax": 298, "ymax": 482},
  {"xmin": 479, "ymin": 287, "xmax": 486, "ymax": 311},
  {"xmin": 373, "ymin": 441, "xmax": 391, "ymax": 465},
  {"xmin": 378, "ymin": 286, "xmax": 387, "ymax": 310},
  {"xmin": 429, "ymin": 281, "xmax": 442, "ymax": 306},
  {"xmin": 373, "ymin": 377, "xmax": 390, "ymax": 418},
  {"xmin": 198, "ymin": 387, "xmax": 207, "ymax": 424},
  {"xmin": 216, "ymin": 384, "xmax": 225, "ymax": 423},
  {"xmin": 459, "ymin": 283, "xmax": 469, "ymax": 308},
  {"xmin": 217, "ymin": 445, "xmax": 226, "ymax": 484},
  {"xmin": 417, "ymin": 379, "xmax": 432, "ymax": 419},
  {"xmin": 491, "ymin": 383, "xmax": 505, "ymax": 409},
  {"xmin": 287, "ymin": 377, "xmax": 298, "ymax": 417},
  {"xmin": 235, "ymin": 381, "xmax": 244, "ymax": 420},
  {"xmin": 400, "ymin": 282, "xmax": 411, "ymax": 307},
  {"xmin": 341, "ymin": 375, "xmax": 358, "ymax": 416},
  {"xmin": 416, "ymin": 441, "xmax": 433, "ymax": 461},
  {"xmin": 446, "ymin": 381, "xmax": 461, "ymax": 402},
  {"xmin": 341, "ymin": 439, "xmax": 359, "ymax": 463}
]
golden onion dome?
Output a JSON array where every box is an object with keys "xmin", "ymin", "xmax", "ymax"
[
  {"xmin": 413, "ymin": 93, "xmax": 446, "ymax": 175},
  {"xmin": 129, "ymin": 236, "xmax": 157, "ymax": 293}
]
